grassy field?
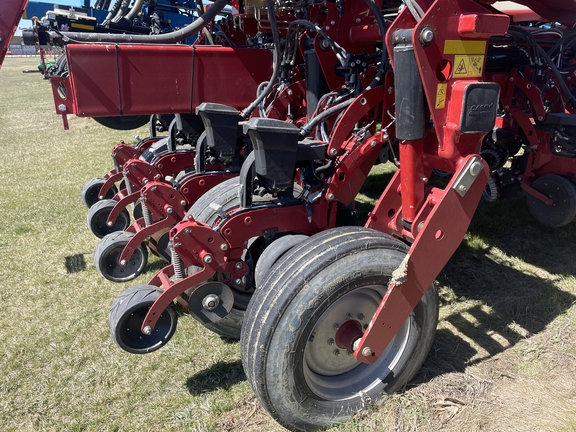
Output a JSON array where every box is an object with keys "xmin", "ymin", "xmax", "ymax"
[{"xmin": 1, "ymin": 57, "xmax": 575, "ymax": 432}]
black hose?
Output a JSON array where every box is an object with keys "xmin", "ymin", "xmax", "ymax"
[
  {"xmin": 299, "ymin": 0, "xmax": 388, "ymax": 137},
  {"xmin": 60, "ymin": 0, "xmax": 230, "ymax": 43},
  {"xmin": 239, "ymin": 0, "xmax": 282, "ymax": 119}
]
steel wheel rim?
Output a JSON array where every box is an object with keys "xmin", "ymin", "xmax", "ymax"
[
  {"xmin": 102, "ymin": 243, "xmax": 145, "ymax": 280},
  {"xmin": 119, "ymin": 304, "xmax": 174, "ymax": 351},
  {"xmin": 303, "ymin": 284, "xmax": 411, "ymax": 400}
]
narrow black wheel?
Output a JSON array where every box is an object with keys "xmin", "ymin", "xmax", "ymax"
[
  {"xmin": 81, "ymin": 177, "xmax": 118, "ymax": 208},
  {"xmin": 241, "ymin": 227, "xmax": 439, "ymax": 431},
  {"xmin": 148, "ymin": 228, "xmax": 171, "ymax": 262},
  {"xmin": 94, "ymin": 231, "xmax": 148, "ymax": 282},
  {"xmin": 93, "ymin": 115, "xmax": 150, "ymax": 131},
  {"xmin": 109, "ymin": 285, "xmax": 178, "ymax": 354},
  {"xmin": 254, "ymin": 234, "xmax": 309, "ymax": 289},
  {"xmin": 185, "ymin": 178, "xmax": 249, "ymax": 339},
  {"xmin": 526, "ymin": 174, "xmax": 576, "ymax": 227},
  {"xmin": 86, "ymin": 199, "xmax": 131, "ymax": 238}
]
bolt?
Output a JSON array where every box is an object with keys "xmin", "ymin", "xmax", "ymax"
[
  {"xmin": 418, "ymin": 221, "xmax": 425, "ymax": 231},
  {"xmin": 329, "ymin": 148, "xmax": 337, "ymax": 156},
  {"xmin": 203, "ymin": 255, "xmax": 213, "ymax": 264},
  {"xmin": 422, "ymin": 177, "xmax": 428, "ymax": 182},
  {"xmin": 107, "ymin": 221, "xmax": 113, "ymax": 227},
  {"xmin": 143, "ymin": 326, "xmax": 152, "ymax": 335},
  {"xmin": 202, "ymin": 294, "xmax": 220, "ymax": 310},
  {"xmin": 235, "ymin": 278, "xmax": 243, "ymax": 285},
  {"xmin": 325, "ymin": 25, "xmax": 330, "ymax": 30},
  {"xmin": 184, "ymin": 228, "xmax": 191, "ymax": 235},
  {"xmin": 526, "ymin": 84, "xmax": 531, "ymax": 89},
  {"xmin": 504, "ymin": 105, "xmax": 510, "ymax": 110},
  {"xmin": 327, "ymin": 193, "xmax": 335, "ymax": 201},
  {"xmin": 537, "ymin": 116, "xmax": 544, "ymax": 121},
  {"xmin": 458, "ymin": 184, "xmax": 468, "ymax": 192},
  {"xmin": 180, "ymin": 200, "xmax": 187, "ymax": 206},
  {"xmin": 120, "ymin": 260, "xmax": 127, "ymax": 266},
  {"xmin": 356, "ymin": 18, "xmax": 361, "ymax": 23},
  {"xmin": 346, "ymin": 313, "xmax": 353, "ymax": 320},
  {"xmin": 420, "ymin": 27, "xmax": 434, "ymax": 45},
  {"xmin": 362, "ymin": 347, "xmax": 372, "ymax": 357},
  {"xmin": 509, "ymin": 77, "xmax": 515, "ymax": 81},
  {"xmin": 330, "ymin": 20, "xmax": 335, "ymax": 25},
  {"xmin": 388, "ymin": 86, "xmax": 394, "ymax": 94},
  {"xmin": 333, "ymin": 323, "xmax": 340, "ymax": 331},
  {"xmin": 347, "ymin": 350, "xmax": 353, "ymax": 355},
  {"xmin": 357, "ymin": 313, "xmax": 365, "ymax": 320},
  {"xmin": 220, "ymin": 243, "xmax": 228, "ymax": 251},
  {"xmin": 352, "ymin": 338, "xmax": 361, "ymax": 352},
  {"xmin": 328, "ymin": 338, "xmax": 334, "ymax": 345},
  {"xmin": 469, "ymin": 161, "xmax": 483, "ymax": 177},
  {"xmin": 333, "ymin": 349, "xmax": 340, "ymax": 356},
  {"xmin": 58, "ymin": 104, "xmax": 66, "ymax": 112},
  {"xmin": 370, "ymin": 140, "xmax": 377, "ymax": 147},
  {"xmin": 166, "ymin": 207, "xmax": 173, "ymax": 214},
  {"xmin": 235, "ymin": 262, "xmax": 243, "ymax": 269},
  {"xmin": 363, "ymin": 324, "xmax": 368, "ymax": 330},
  {"xmin": 287, "ymin": 89, "xmax": 293, "ymax": 96},
  {"xmin": 154, "ymin": 174, "xmax": 161, "ymax": 180}
]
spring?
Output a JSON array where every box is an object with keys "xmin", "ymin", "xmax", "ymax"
[
  {"xmin": 171, "ymin": 246, "xmax": 185, "ymax": 280},
  {"xmin": 141, "ymin": 200, "xmax": 152, "ymax": 226}
]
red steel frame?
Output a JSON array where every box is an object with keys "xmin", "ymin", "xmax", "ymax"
[{"xmin": 0, "ymin": 0, "xmax": 29, "ymax": 67}]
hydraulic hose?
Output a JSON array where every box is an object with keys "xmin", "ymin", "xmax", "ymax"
[
  {"xmin": 61, "ymin": 0, "xmax": 230, "ymax": 43},
  {"xmin": 239, "ymin": 0, "xmax": 281, "ymax": 119},
  {"xmin": 299, "ymin": 0, "xmax": 389, "ymax": 137},
  {"xmin": 125, "ymin": 0, "xmax": 146, "ymax": 21}
]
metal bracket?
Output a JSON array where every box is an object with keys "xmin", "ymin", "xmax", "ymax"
[{"xmin": 452, "ymin": 156, "xmax": 484, "ymax": 197}]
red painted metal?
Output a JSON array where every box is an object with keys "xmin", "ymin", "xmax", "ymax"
[
  {"xmin": 0, "ymin": 0, "xmax": 28, "ymax": 68},
  {"xmin": 355, "ymin": 0, "xmax": 507, "ymax": 364},
  {"xmin": 358, "ymin": 156, "xmax": 489, "ymax": 363},
  {"xmin": 53, "ymin": 45, "xmax": 273, "ymax": 117}
]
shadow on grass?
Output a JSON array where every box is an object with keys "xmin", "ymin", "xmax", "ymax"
[
  {"xmin": 413, "ymin": 195, "xmax": 576, "ymax": 382},
  {"xmin": 186, "ymin": 360, "xmax": 245, "ymax": 395},
  {"xmin": 64, "ymin": 254, "xmax": 87, "ymax": 273}
]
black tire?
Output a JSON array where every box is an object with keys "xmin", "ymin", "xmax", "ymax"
[
  {"xmin": 109, "ymin": 285, "xmax": 178, "ymax": 354},
  {"xmin": 93, "ymin": 115, "xmax": 150, "ymax": 131},
  {"xmin": 241, "ymin": 227, "xmax": 439, "ymax": 431},
  {"xmin": 139, "ymin": 137, "xmax": 170, "ymax": 163},
  {"xmin": 185, "ymin": 178, "xmax": 249, "ymax": 339},
  {"xmin": 86, "ymin": 199, "xmax": 131, "ymax": 238},
  {"xmin": 254, "ymin": 234, "xmax": 309, "ymax": 289},
  {"xmin": 94, "ymin": 231, "xmax": 148, "ymax": 282},
  {"xmin": 526, "ymin": 174, "xmax": 576, "ymax": 227},
  {"xmin": 81, "ymin": 177, "xmax": 118, "ymax": 208}
]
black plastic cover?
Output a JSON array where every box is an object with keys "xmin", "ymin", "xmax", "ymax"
[{"xmin": 460, "ymin": 83, "xmax": 500, "ymax": 133}]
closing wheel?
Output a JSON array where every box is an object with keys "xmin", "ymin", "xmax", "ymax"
[
  {"xmin": 526, "ymin": 174, "xmax": 576, "ymax": 227},
  {"xmin": 254, "ymin": 234, "xmax": 309, "ymax": 289},
  {"xmin": 241, "ymin": 227, "xmax": 439, "ymax": 430},
  {"xmin": 109, "ymin": 285, "xmax": 177, "ymax": 354},
  {"xmin": 183, "ymin": 177, "xmax": 270, "ymax": 339},
  {"xmin": 87, "ymin": 199, "xmax": 131, "ymax": 238},
  {"xmin": 148, "ymin": 227, "xmax": 171, "ymax": 262},
  {"xmin": 94, "ymin": 231, "xmax": 148, "ymax": 282},
  {"xmin": 81, "ymin": 177, "xmax": 118, "ymax": 208}
]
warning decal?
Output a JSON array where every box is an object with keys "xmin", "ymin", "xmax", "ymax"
[
  {"xmin": 453, "ymin": 55, "xmax": 484, "ymax": 78},
  {"xmin": 435, "ymin": 83, "xmax": 447, "ymax": 109}
]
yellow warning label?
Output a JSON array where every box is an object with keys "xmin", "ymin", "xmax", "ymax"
[
  {"xmin": 435, "ymin": 83, "xmax": 447, "ymax": 109},
  {"xmin": 453, "ymin": 55, "xmax": 484, "ymax": 78},
  {"xmin": 71, "ymin": 23, "xmax": 95, "ymax": 30},
  {"xmin": 444, "ymin": 40, "xmax": 486, "ymax": 55}
]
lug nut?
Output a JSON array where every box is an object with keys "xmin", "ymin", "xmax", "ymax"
[
  {"xmin": 235, "ymin": 262, "xmax": 243, "ymax": 269},
  {"xmin": 143, "ymin": 326, "xmax": 152, "ymax": 335},
  {"xmin": 328, "ymin": 338, "xmax": 334, "ymax": 345},
  {"xmin": 120, "ymin": 260, "xmax": 127, "ymax": 266}
]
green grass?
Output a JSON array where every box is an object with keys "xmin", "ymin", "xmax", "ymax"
[{"xmin": 1, "ymin": 57, "xmax": 576, "ymax": 432}]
